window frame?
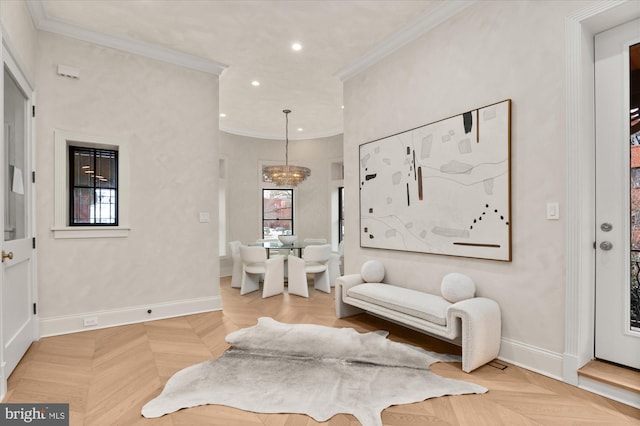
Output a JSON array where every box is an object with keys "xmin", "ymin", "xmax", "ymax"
[
  {"xmin": 338, "ymin": 186, "xmax": 345, "ymax": 243},
  {"xmin": 68, "ymin": 145, "xmax": 119, "ymax": 227},
  {"xmin": 53, "ymin": 130, "xmax": 130, "ymax": 239},
  {"xmin": 262, "ymin": 188, "xmax": 294, "ymax": 240},
  {"xmin": 219, "ymin": 157, "xmax": 228, "ymax": 257}
]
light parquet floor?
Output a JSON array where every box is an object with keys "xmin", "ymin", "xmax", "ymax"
[{"xmin": 4, "ymin": 277, "xmax": 640, "ymax": 425}]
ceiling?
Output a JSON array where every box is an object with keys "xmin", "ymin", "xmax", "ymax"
[{"xmin": 32, "ymin": 0, "xmax": 443, "ymax": 140}]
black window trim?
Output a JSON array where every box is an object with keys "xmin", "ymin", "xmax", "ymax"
[
  {"xmin": 262, "ymin": 188, "xmax": 294, "ymax": 239},
  {"xmin": 68, "ymin": 145, "xmax": 119, "ymax": 227},
  {"xmin": 338, "ymin": 186, "xmax": 345, "ymax": 243}
]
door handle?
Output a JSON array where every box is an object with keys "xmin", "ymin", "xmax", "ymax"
[
  {"xmin": 2, "ymin": 250, "xmax": 13, "ymax": 262},
  {"xmin": 599, "ymin": 241, "xmax": 613, "ymax": 251}
]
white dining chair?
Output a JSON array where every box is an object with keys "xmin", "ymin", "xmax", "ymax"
[
  {"xmin": 287, "ymin": 244, "xmax": 332, "ymax": 296},
  {"xmin": 239, "ymin": 245, "xmax": 284, "ymax": 297},
  {"xmin": 262, "ymin": 256, "xmax": 285, "ymax": 298},
  {"xmin": 256, "ymin": 238, "xmax": 289, "ymax": 277},
  {"xmin": 229, "ymin": 240, "xmax": 242, "ymax": 288},
  {"xmin": 304, "ymin": 244, "xmax": 332, "ymax": 292},
  {"xmin": 287, "ymin": 255, "xmax": 309, "ymax": 297}
]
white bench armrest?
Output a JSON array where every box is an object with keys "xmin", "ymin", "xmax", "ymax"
[
  {"xmin": 336, "ymin": 274, "xmax": 365, "ymax": 296},
  {"xmin": 335, "ymin": 274, "xmax": 366, "ymax": 318},
  {"xmin": 447, "ymin": 297, "xmax": 501, "ymax": 372}
]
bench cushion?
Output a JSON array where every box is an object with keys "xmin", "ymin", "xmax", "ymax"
[
  {"xmin": 441, "ymin": 272, "xmax": 476, "ymax": 303},
  {"xmin": 361, "ymin": 260, "xmax": 385, "ymax": 283},
  {"xmin": 347, "ymin": 283, "xmax": 451, "ymax": 326}
]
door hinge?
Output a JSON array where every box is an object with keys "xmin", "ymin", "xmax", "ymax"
[
  {"xmin": 32, "ymin": 237, "xmax": 36, "ymax": 249},
  {"xmin": 32, "ymin": 171, "xmax": 36, "ymax": 183},
  {"xmin": 32, "ymin": 105, "xmax": 36, "ymax": 118},
  {"xmin": 33, "ymin": 303, "xmax": 37, "ymax": 315}
]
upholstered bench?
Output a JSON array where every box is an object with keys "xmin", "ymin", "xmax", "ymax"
[{"xmin": 335, "ymin": 260, "xmax": 501, "ymax": 373}]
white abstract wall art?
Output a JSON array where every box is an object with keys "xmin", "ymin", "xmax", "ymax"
[{"xmin": 359, "ymin": 99, "xmax": 512, "ymax": 261}]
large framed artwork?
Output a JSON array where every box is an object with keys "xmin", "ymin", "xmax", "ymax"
[{"xmin": 359, "ymin": 99, "xmax": 511, "ymax": 261}]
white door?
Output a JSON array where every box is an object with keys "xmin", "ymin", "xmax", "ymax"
[
  {"xmin": 594, "ymin": 18, "xmax": 640, "ymax": 369},
  {"xmin": 1, "ymin": 61, "xmax": 36, "ymax": 391}
]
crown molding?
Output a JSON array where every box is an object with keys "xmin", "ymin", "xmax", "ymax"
[
  {"xmin": 335, "ymin": 0, "xmax": 476, "ymax": 82},
  {"xmin": 220, "ymin": 125, "xmax": 342, "ymax": 141},
  {"xmin": 26, "ymin": 0, "xmax": 228, "ymax": 75}
]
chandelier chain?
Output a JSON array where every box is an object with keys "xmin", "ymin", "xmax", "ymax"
[
  {"xmin": 285, "ymin": 109, "xmax": 289, "ymax": 166},
  {"xmin": 262, "ymin": 108, "xmax": 310, "ymax": 187}
]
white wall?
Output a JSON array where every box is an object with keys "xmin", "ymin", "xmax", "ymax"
[
  {"xmin": 35, "ymin": 32, "xmax": 221, "ymax": 335},
  {"xmin": 343, "ymin": 0, "xmax": 595, "ymax": 377},
  {"xmin": 219, "ymin": 131, "xmax": 343, "ymax": 252},
  {"xmin": 0, "ymin": 0, "xmax": 39, "ymax": 79}
]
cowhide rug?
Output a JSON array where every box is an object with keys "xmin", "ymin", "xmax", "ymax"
[{"xmin": 141, "ymin": 317, "xmax": 487, "ymax": 426}]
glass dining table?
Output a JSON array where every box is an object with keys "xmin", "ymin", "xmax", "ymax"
[{"xmin": 250, "ymin": 241, "xmax": 315, "ymax": 258}]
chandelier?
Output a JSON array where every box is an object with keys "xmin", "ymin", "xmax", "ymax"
[{"xmin": 262, "ymin": 109, "xmax": 311, "ymax": 187}]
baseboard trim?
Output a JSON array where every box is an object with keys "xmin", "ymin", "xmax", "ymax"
[
  {"xmin": 562, "ymin": 352, "xmax": 580, "ymax": 386},
  {"xmin": 498, "ymin": 339, "xmax": 640, "ymax": 408},
  {"xmin": 498, "ymin": 337, "xmax": 564, "ymax": 381},
  {"xmin": 39, "ymin": 296, "xmax": 222, "ymax": 337}
]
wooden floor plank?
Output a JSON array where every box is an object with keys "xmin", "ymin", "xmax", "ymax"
[
  {"xmin": 3, "ymin": 276, "xmax": 639, "ymax": 425},
  {"xmin": 579, "ymin": 360, "xmax": 640, "ymax": 394}
]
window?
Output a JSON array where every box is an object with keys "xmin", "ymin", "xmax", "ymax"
[
  {"xmin": 69, "ymin": 146, "xmax": 118, "ymax": 225},
  {"xmin": 53, "ymin": 130, "xmax": 130, "ymax": 238},
  {"xmin": 631, "ymin": 165, "xmax": 640, "ymax": 330},
  {"xmin": 262, "ymin": 189, "xmax": 293, "ymax": 239},
  {"xmin": 338, "ymin": 186, "xmax": 345, "ymax": 242}
]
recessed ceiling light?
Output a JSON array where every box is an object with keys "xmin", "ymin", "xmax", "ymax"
[
  {"xmin": 219, "ymin": 113, "xmax": 226, "ymax": 118},
  {"xmin": 251, "ymin": 80, "xmax": 260, "ymax": 86},
  {"xmin": 297, "ymin": 128, "xmax": 303, "ymax": 132},
  {"xmin": 292, "ymin": 42, "xmax": 302, "ymax": 51},
  {"xmin": 341, "ymin": 105, "xmax": 345, "ymax": 109}
]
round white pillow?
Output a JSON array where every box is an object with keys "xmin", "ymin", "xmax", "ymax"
[
  {"xmin": 441, "ymin": 273, "xmax": 476, "ymax": 303},
  {"xmin": 360, "ymin": 260, "xmax": 385, "ymax": 283}
]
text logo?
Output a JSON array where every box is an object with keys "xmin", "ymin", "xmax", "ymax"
[{"xmin": 0, "ymin": 404, "xmax": 69, "ymax": 425}]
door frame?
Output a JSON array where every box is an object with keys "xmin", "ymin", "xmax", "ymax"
[
  {"xmin": 0, "ymin": 29, "xmax": 38, "ymax": 401},
  {"xmin": 565, "ymin": 0, "xmax": 640, "ymax": 405},
  {"xmin": 593, "ymin": 20, "xmax": 640, "ymax": 368}
]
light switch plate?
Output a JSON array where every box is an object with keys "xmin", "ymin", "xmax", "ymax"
[
  {"xmin": 199, "ymin": 212, "xmax": 210, "ymax": 223},
  {"xmin": 546, "ymin": 202, "xmax": 559, "ymax": 220}
]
